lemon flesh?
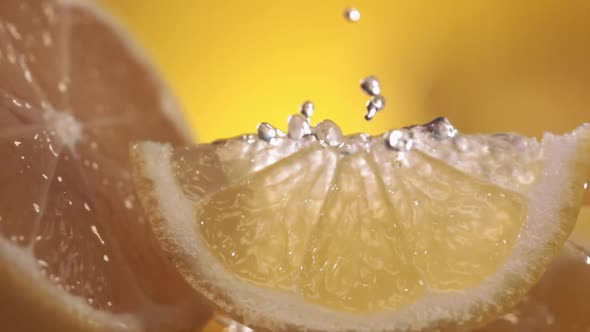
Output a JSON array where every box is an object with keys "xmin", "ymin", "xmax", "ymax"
[{"xmin": 132, "ymin": 120, "xmax": 590, "ymax": 332}]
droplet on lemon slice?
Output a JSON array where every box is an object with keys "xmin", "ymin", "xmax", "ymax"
[
  {"xmin": 0, "ymin": 0, "xmax": 210, "ymax": 331},
  {"xmin": 132, "ymin": 117, "xmax": 590, "ymax": 332}
]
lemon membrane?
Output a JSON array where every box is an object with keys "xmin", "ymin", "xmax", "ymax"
[{"xmin": 132, "ymin": 115, "xmax": 590, "ymax": 332}]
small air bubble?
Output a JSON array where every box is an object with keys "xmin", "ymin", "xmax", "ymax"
[
  {"xmin": 586, "ymin": 256, "xmax": 590, "ymax": 265},
  {"xmin": 107, "ymin": 301, "xmax": 112, "ymax": 307},
  {"xmin": 12, "ymin": 99, "xmax": 23, "ymax": 107},
  {"xmin": 84, "ymin": 202, "xmax": 91, "ymax": 211},
  {"xmin": 584, "ymin": 182, "xmax": 588, "ymax": 190},
  {"xmin": 91, "ymin": 162, "xmax": 99, "ymax": 170},
  {"xmin": 57, "ymin": 176, "xmax": 62, "ymax": 182},
  {"xmin": 103, "ymin": 254, "xmax": 110, "ymax": 262},
  {"xmin": 230, "ymin": 251, "xmax": 236, "ymax": 257},
  {"xmin": 33, "ymin": 203, "xmax": 40, "ymax": 213},
  {"xmin": 344, "ymin": 7, "xmax": 361, "ymax": 22},
  {"xmin": 37, "ymin": 259, "xmax": 48, "ymax": 268},
  {"xmin": 41, "ymin": 173, "xmax": 48, "ymax": 180},
  {"xmin": 13, "ymin": 141, "xmax": 21, "ymax": 147},
  {"xmin": 35, "ymin": 235, "xmax": 42, "ymax": 241},
  {"xmin": 87, "ymin": 298, "xmax": 94, "ymax": 305},
  {"xmin": 90, "ymin": 141, "xmax": 98, "ymax": 150}
]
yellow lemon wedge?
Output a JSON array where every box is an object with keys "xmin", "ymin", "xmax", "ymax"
[{"xmin": 131, "ymin": 116, "xmax": 590, "ymax": 332}]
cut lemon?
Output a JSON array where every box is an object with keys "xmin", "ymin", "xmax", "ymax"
[
  {"xmin": 0, "ymin": 0, "xmax": 209, "ymax": 331},
  {"xmin": 132, "ymin": 116, "xmax": 590, "ymax": 331}
]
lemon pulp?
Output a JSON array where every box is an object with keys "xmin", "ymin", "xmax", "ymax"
[{"xmin": 175, "ymin": 142, "xmax": 528, "ymax": 312}]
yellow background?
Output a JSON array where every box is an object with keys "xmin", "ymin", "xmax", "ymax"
[
  {"xmin": 99, "ymin": 0, "xmax": 589, "ymax": 142},
  {"xmin": 95, "ymin": 1, "xmax": 590, "ymax": 329}
]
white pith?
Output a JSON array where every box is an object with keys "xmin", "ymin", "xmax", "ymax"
[{"xmin": 137, "ymin": 124, "xmax": 589, "ymax": 332}]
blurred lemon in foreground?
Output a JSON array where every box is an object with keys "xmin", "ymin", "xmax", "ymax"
[{"xmin": 100, "ymin": 0, "xmax": 589, "ymax": 142}]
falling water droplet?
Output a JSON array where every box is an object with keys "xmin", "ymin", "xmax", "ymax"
[
  {"xmin": 344, "ymin": 7, "xmax": 361, "ymax": 22},
  {"xmin": 360, "ymin": 76, "xmax": 380, "ymax": 96},
  {"xmin": 313, "ymin": 120, "xmax": 344, "ymax": 148},
  {"xmin": 299, "ymin": 101, "xmax": 314, "ymax": 118},
  {"xmin": 365, "ymin": 95, "xmax": 385, "ymax": 121}
]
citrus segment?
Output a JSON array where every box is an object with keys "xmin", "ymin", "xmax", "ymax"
[
  {"xmin": 132, "ymin": 118, "xmax": 590, "ymax": 331},
  {"xmin": 0, "ymin": 0, "xmax": 209, "ymax": 330}
]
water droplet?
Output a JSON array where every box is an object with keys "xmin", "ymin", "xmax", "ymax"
[
  {"xmin": 364, "ymin": 107, "xmax": 377, "ymax": 121},
  {"xmin": 103, "ymin": 254, "xmax": 109, "ymax": 262},
  {"xmin": 313, "ymin": 120, "xmax": 344, "ymax": 148},
  {"xmin": 385, "ymin": 129, "xmax": 413, "ymax": 152},
  {"xmin": 57, "ymin": 176, "xmax": 63, "ymax": 182},
  {"xmin": 360, "ymin": 76, "xmax": 380, "ymax": 96},
  {"xmin": 24, "ymin": 69, "xmax": 33, "ymax": 82},
  {"xmin": 256, "ymin": 122, "xmax": 278, "ymax": 142},
  {"xmin": 344, "ymin": 7, "xmax": 361, "ymax": 22},
  {"xmin": 91, "ymin": 225, "xmax": 105, "ymax": 244},
  {"xmin": 37, "ymin": 259, "xmax": 48, "ymax": 268},
  {"xmin": 124, "ymin": 197, "xmax": 134, "ymax": 209},
  {"xmin": 41, "ymin": 173, "xmax": 48, "ymax": 180},
  {"xmin": 287, "ymin": 114, "xmax": 312, "ymax": 140},
  {"xmin": 584, "ymin": 182, "xmax": 588, "ymax": 190},
  {"xmin": 12, "ymin": 99, "xmax": 23, "ymax": 107},
  {"xmin": 299, "ymin": 101, "xmax": 314, "ymax": 118},
  {"xmin": 365, "ymin": 95, "xmax": 385, "ymax": 120},
  {"xmin": 84, "ymin": 202, "xmax": 91, "ymax": 211},
  {"xmin": 58, "ymin": 80, "xmax": 67, "ymax": 93},
  {"xmin": 107, "ymin": 301, "xmax": 112, "ymax": 307},
  {"xmin": 6, "ymin": 23, "xmax": 22, "ymax": 40},
  {"xmin": 586, "ymin": 256, "xmax": 590, "ymax": 265},
  {"xmin": 41, "ymin": 31, "xmax": 52, "ymax": 46},
  {"xmin": 13, "ymin": 140, "xmax": 21, "ymax": 147},
  {"xmin": 425, "ymin": 117, "xmax": 457, "ymax": 138},
  {"xmin": 33, "ymin": 203, "xmax": 40, "ymax": 213}
]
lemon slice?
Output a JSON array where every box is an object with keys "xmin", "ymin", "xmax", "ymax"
[{"xmin": 132, "ymin": 117, "xmax": 590, "ymax": 332}]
